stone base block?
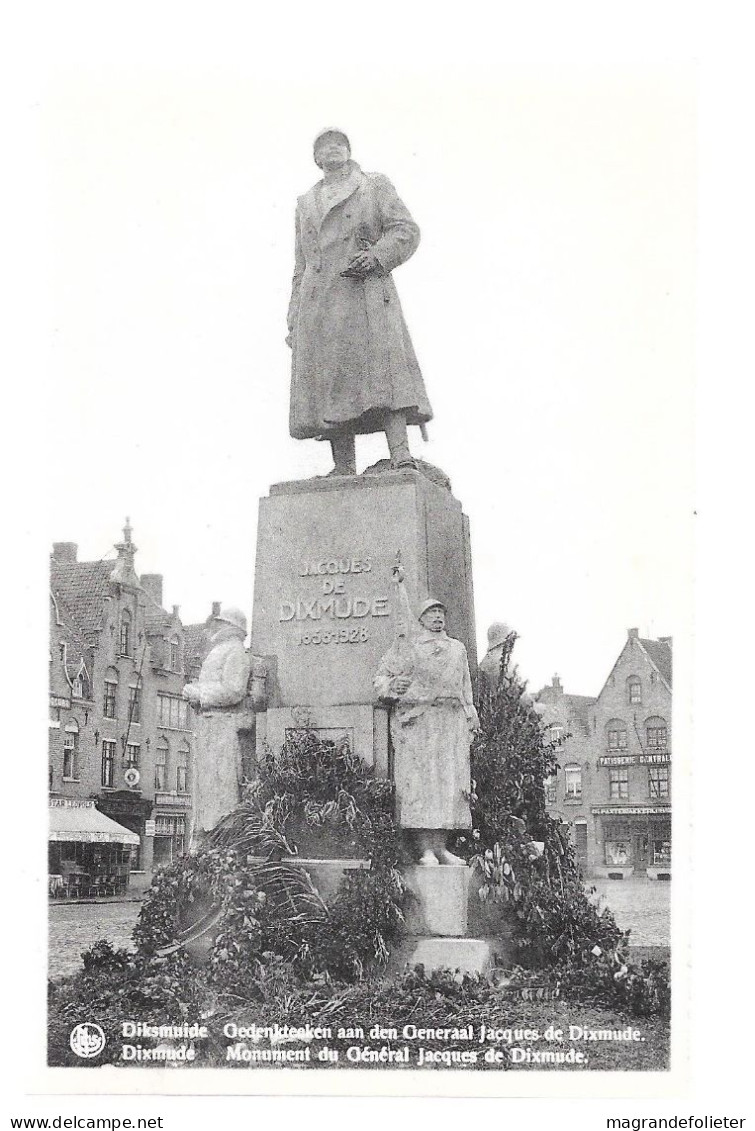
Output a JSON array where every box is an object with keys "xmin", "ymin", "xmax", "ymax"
[
  {"xmin": 392, "ymin": 936, "xmax": 497, "ymax": 976},
  {"xmin": 403, "ymin": 864, "xmax": 469, "ymax": 936},
  {"xmin": 284, "ymin": 857, "xmax": 370, "ymax": 901},
  {"xmin": 246, "ymin": 855, "xmax": 370, "ymax": 902}
]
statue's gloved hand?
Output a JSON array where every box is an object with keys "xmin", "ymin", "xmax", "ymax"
[{"xmin": 343, "ymin": 249, "xmax": 380, "ymax": 278}]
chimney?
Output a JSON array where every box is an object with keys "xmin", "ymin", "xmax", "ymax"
[
  {"xmin": 628, "ymin": 627, "xmax": 639, "ymax": 640},
  {"xmin": 172, "ymin": 604, "xmax": 180, "ymax": 619},
  {"xmin": 140, "ymin": 573, "xmax": 163, "ymax": 606},
  {"xmin": 52, "ymin": 542, "xmax": 77, "ymax": 564},
  {"xmin": 212, "ymin": 601, "xmax": 221, "ymax": 617},
  {"xmin": 552, "ymin": 674, "xmax": 562, "ymax": 693},
  {"xmin": 659, "ymin": 636, "xmax": 673, "ymax": 648}
]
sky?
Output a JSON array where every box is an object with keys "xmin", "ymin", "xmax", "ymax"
[{"xmin": 43, "ymin": 64, "xmax": 695, "ymax": 696}]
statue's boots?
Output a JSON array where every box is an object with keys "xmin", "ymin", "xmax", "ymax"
[
  {"xmin": 439, "ymin": 848, "xmax": 466, "ymax": 866},
  {"xmin": 419, "ymin": 849, "xmax": 440, "ymax": 866},
  {"xmin": 329, "ymin": 433, "xmax": 357, "ymax": 476},
  {"xmin": 385, "ymin": 410, "xmax": 417, "ymax": 470}
]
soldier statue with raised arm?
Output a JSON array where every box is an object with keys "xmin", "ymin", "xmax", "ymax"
[{"xmin": 373, "ymin": 561, "xmax": 479, "ymax": 865}]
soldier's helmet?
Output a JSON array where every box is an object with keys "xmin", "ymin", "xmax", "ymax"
[
  {"xmin": 215, "ymin": 606, "xmax": 248, "ymax": 635},
  {"xmin": 487, "ymin": 622, "xmax": 512, "ymax": 651},
  {"xmin": 418, "ymin": 598, "xmax": 446, "ymax": 618}
]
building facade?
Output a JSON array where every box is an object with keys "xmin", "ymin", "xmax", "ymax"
[
  {"xmin": 49, "ymin": 522, "xmax": 193, "ymax": 886},
  {"xmin": 537, "ymin": 629, "xmax": 672, "ymax": 879}
]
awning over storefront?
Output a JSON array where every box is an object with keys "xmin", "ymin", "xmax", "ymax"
[{"xmin": 49, "ymin": 799, "xmax": 140, "ymax": 845}]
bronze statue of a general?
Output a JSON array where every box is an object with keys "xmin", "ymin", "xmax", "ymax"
[{"xmin": 287, "ymin": 129, "xmax": 432, "ymax": 475}]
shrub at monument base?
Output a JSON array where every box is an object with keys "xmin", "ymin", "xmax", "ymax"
[{"xmin": 48, "ymin": 946, "xmax": 668, "ymax": 1069}]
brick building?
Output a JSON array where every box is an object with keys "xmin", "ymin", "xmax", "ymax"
[
  {"xmin": 535, "ymin": 677, "xmax": 596, "ymax": 873},
  {"xmin": 49, "ymin": 522, "xmax": 193, "ymax": 888},
  {"xmin": 537, "ymin": 629, "xmax": 672, "ymax": 879}
]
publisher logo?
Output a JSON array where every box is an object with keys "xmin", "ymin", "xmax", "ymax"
[{"xmin": 69, "ymin": 1023, "xmax": 106, "ymax": 1059}]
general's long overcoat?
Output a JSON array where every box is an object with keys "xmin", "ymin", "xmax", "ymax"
[{"xmin": 287, "ymin": 162, "xmax": 433, "ymax": 439}]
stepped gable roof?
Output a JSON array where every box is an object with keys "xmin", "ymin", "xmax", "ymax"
[
  {"xmin": 639, "ymin": 638, "xmax": 672, "ymax": 688},
  {"xmin": 144, "ymin": 595, "xmax": 171, "ymax": 635},
  {"xmin": 183, "ymin": 623, "xmax": 208, "ymax": 665},
  {"xmin": 50, "ymin": 589, "xmax": 92, "ymax": 681},
  {"xmin": 50, "ymin": 558, "xmax": 114, "ymax": 637}
]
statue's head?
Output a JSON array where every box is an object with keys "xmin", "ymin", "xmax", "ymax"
[
  {"xmin": 487, "ymin": 621, "xmax": 512, "ymax": 651},
  {"xmin": 211, "ymin": 605, "xmax": 247, "ymax": 641},
  {"xmin": 418, "ymin": 598, "xmax": 446, "ymax": 634},
  {"xmin": 313, "ymin": 128, "xmax": 351, "ymax": 170}
]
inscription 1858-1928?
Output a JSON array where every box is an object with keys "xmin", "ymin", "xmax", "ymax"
[{"xmin": 280, "ymin": 554, "xmax": 391, "ymax": 645}]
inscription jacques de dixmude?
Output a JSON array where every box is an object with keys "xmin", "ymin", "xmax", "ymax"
[{"xmin": 279, "ymin": 555, "xmax": 390, "ymax": 645}]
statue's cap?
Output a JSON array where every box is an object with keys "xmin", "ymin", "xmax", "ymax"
[
  {"xmin": 313, "ymin": 128, "xmax": 351, "ymax": 153},
  {"xmin": 214, "ymin": 606, "xmax": 247, "ymax": 634},
  {"xmin": 418, "ymin": 598, "xmax": 446, "ymax": 618},
  {"xmin": 487, "ymin": 621, "xmax": 512, "ymax": 650}
]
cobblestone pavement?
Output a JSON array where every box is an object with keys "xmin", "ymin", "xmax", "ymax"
[
  {"xmin": 49, "ymin": 901, "xmax": 141, "ymax": 980},
  {"xmin": 588, "ymin": 877, "xmax": 670, "ymax": 946},
  {"xmin": 48, "ymin": 877, "xmax": 670, "ymax": 979}
]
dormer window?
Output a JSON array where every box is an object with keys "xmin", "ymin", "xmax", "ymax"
[{"xmin": 72, "ymin": 669, "xmax": 89, "ymax": 699}]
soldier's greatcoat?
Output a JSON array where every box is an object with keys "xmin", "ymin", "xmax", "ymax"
[
  {"xmin": 374, "ymin": 628, "xmax": 478, "ymax": 830},
  {"xmin": 287, "ymin": 162, "xmax": 433, "ymax": 439}
]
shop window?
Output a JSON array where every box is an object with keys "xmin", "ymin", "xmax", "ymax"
[
  {"xmin": 63, "ymin": 722, "xmax": 79, "ymax": 780},
  {"xmin": 607, "ymin": 726, "xmax": 628, "ymax": 750},
  {"xmin": 605, "ymin": 838, "xmax": 632, "ymax": 866},
  {"xmin": 544, "ymin": 776, "xmax": 557, "ymax": 804},
  {"xmin": 652, "ymin": 837, "xmax": 672, "ymax": 866},
  {"xmin": 177, "ymin": 744, "xmax": 190, "ymax": 793},
  {"xmin": 101, "ymin": 740, "xmax": 116, "ymax": 787},
  {"xmin": 627, "ymin": 678, "xmax": 642, "ymax": 705},
  {"xmin": 119, "ymin": 610, "xmax": 132, "ymax": 656},
  {"xmin": 103, "ymin": 669, "xmax": 118, "ymax": 719},
  {"xmin": 564, "ymin": 765, "xmax": 582, "ymax": 800},
  {"xmin": 155, "ymin": 738, "xmax": 168, "ymax": 791},
  {"xmin": 128, "ymin": 678, "xmax": 142, "ymax": 724},
  {"xmin": 648, "ymin": 765, "xmax": 670, "ymax": 799},
  {"xmin": 609, "ymin": 767, "xmax": 629, "ymax": 800}
]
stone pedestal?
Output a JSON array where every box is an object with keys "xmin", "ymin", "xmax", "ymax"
[
  {"xmin": 392, "ymin": 936, "xmax": 498, "ymax": 976},
  {"xmin": 251, "ymin": 468, "xmax": 476, "ymax": 768},
  {"xmin": 396, "ymin": 864, "xmax": 516, "ymax": 975},
  {"xmin": 250, "ymin": 467, "xmax": 497, "ymax": 975},
  {"xmin": 403, "ymin": 865, "xmax": 469, "ymax": 935}
]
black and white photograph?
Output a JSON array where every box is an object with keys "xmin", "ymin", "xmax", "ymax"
[{"xmin": 11, "ymin": 1, "xmax": 750, "ymax": 1114}]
